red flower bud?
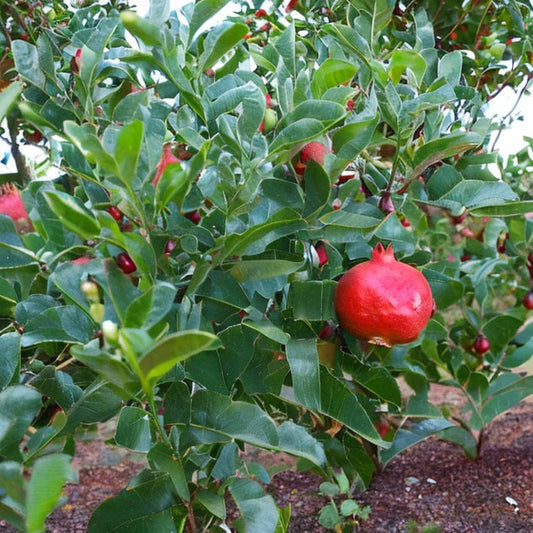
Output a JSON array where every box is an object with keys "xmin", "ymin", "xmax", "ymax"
[{"xmin": 115, "ymin": 252, "xmax": 136, "ymax": 274}]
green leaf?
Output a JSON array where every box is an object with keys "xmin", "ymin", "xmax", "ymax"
[
  {"xmin": 21, "ymin": 306, "xmax": 96, "ymax": 347},
  {"xmin": 115, "ymin": 121, "xmax": 144, "ymax": 184},
  {"xmin": 320, "ymin": 370, "xmax": 385, "ymax": 446},
  {"xmin": 31, "ymin": 366, "xmax": 83, "ymax": 411},
  {"xmin": 230, "ymin": 257, "xmax": 305, "ymax": 283},
  {"xmin": 389, "ymin": 50, "xmax": 426, "ymax": 86},
  {"xmin": 0, "ymin": 386, "xmax": 42, "ymax": 460},
  {"xmin": 311, "ymin": 58, "xmax": 359, "ymax": 99},
  {"xmin": 287, "ymin": 281, "xmax": 337, "ymax": 321},
  {"xmin": 124, "ymin": 282, "xmax": 177, "ymax": 329},
  {"xmin": 0, "ymin": 81, "xmax": 23, "ymax": 122},
  {"xmin": 191, "ymin": 390, "xmax": 279, "ymax": 448},
  {"xmin": 88, "ymin": 471, "xmax": 177, "ymax": 533},
  {"xmin": 188, "ymin": 0, "xmax": 233, "ymax": 44},
  {"xmin": 120, "ymin": 10, "xmax": 163, "ymax": 46},
  {"xmin": 277, "ymin": 421, "xmax": 326, "ymax": 469},
  {"xmin": 269, "ymin": 119, "xmax": 327, "ymax": 155},
  {"xmin": 437, "ymin": 426, "xmax": 477, "ymax": 459},
  {"xmin": 42, "ymin": 191, "xmax": 100, "ymax": 240},
  {"xmin": 303, "ymin": 161, "xmax": 331, "ymax": 220},
  {"xmin": 0, "ymin": 276, "xmax": 19, "ymax": 316},
  {"xmin": 155, "ymin": 162, "xmax": 190, "ymax": 211},
  {"xmin": 470, "ymin": 200, "xmax": 533, "ymax": 217},
  {"xmin": 0, "ymin": 461, "xmax": 25, "ymax": 506},
  {"xmin": 148, "ymin": 442, "xmax": 190, "ymax": 501},
  {"xmin": 12, "ymin": 40, "xmax": 45, "ymax": 88},
  {"xmin": 0, "ymin": 333, "xmax": 20, "ymax": 391},
  {"xmin": 70, "ymin": 341, "xmax": 140, "ymax": 395},
  {"xmin": 503, "ymin": 338, "xmax": 533, "ymax": 368},
  {"xmin": 481, "ymin": 375, "xmax": 533, "ymax": 425},
  {"xmin": 438, "ymin": 51, "xmax": 462, "ymax": 86},
  {"xmin": 115, "ymin": 406, "xmax": 154, "ymax": 452},
  {"xmin": 380, "ymin": 418, "xmax": 454, "ymax": 465},
  {"xmin": 286, "ymin": 339, "xmax": 321, "ymax": 412},
  {"xmin": 230, "ymin": 478, "xmax": 279, "ymax": 533},
  {"xmin": 139, "ymin": 330, "xmax": 221, "ymax": 385},
  {"xmin": 26, "ymin": 454, "xmax": 77, "ymax": 533},
  {"xmin": 277, "ymin": 100, "xmax": 345, "ymax": 132},
  {"xmin": 350, "ymin": 0, "xmax": 395, "ymax": 33},
  {"xmin": 218, "ymin": 209, "xmax": 305, "ymax": 262},
  {"xmin": 482, "ymin": 314, "xmax": 523, "ymax": 356},
  {"xmin": 322, "ymin": 24, "xmax": 371, "ymax": 66},
  {"xmin": 412, "ymin": 133, "xmax": 482, "ymax": 180},
  {"xmin": 199, "ymin": 22, "xmax": 249, "ymax": 71},
  {"xmin": 423, "ymin": 268, "xmax": 464, "ymax": 309}
]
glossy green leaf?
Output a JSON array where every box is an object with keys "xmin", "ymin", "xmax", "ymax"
[
  {"xmin": 115, "ymin": 121, "xmax": 144, "ymax": 184},
  {"xmin": 0, "ymin": 277, "xmax": 19, "ymax": 316},
  {"xmin": 229, "ymin": 478, "xmax": 279, "ymax": 533},
  {"xmin": 115, "ymin": 406, "xmax": 154, "ymax": 452},
  {"xmin": 218, "ymin": 209, "xmax": 305, "ymax": 262},
  {"xmin": 503, "ymin": 338, "xmax": 533, "ymax": 368},
  {"xmin": 287, "ymin": 281, "xmax": 337, "ymax": 321},
  {"xmin": 148, "ymin": 442, "xmax": 190, "ymax": 501},
  {"xmin": 269, "ymin": 119, "xmax": 327, "ymax": 155},
  {"xmin": 350, "ymin": 0, "xmax": 395, "ymax": 33},
  {"xmin": 311, "ymin": 58, "xmax": 358, "ymax": 98},
  {"xmin": 26, "ymin": 454, "xmax": 77, "ymax": 533},
  {"xmin": 0, "ymin": 386, "xmax": 42, "ymax": 460},
  {"xmin": 0, "ymin": 81, "xmax": 23, "ymax": 122},
  {"xmin": 88, "ymin": 471, "xmax": 177, "ymax": 533},
  {"xmin": 481, "ymin": 375, "xmax": 533, "ymax": 425},
  {"xmin": 188, "ymin": 0, "xmax": 232, "ymax": 43},
  {"xmin": 423, "ymin": 268, "xmax": 464, "ymax": 309},
  {"xmin": 482, "ymin": 314, "xmax": 523, "ymax": 356},
  {"xmin": 437, "ymin": 426, "xmax": 477, "ymax": 459},
  {"xmin": 21, "ymin": 305, "xmax": 96, "ymax": 347},
  {"xmin": 470, "ymin": 200, "xmax": 533, "ymax": 217},
  {"xmin": 120, "ymin": 10, "xmax": 163, "ymax": 46},
  {"xmin": 276, "ymin": 100, "xmax": 345, "ymax": 131},
  {"xmin": 191, "ymin": 390, "xmax": 278, "ymax": 448},
  {"xmin": 70, "ymin": 340, "xmax": 140, "ymax": 395},
  {"xmin": 199, "ymin": 22, "xmax": 249, "ymax": 71},
  {"xmin": 124, "ymin": 282, "xmax": 176, "ymax": 329},
  {"xmin": 0, "ymin": 461, "xmax": 25, "ymax": 506},
  {"xmin": 277, "ymin": 421, "xmax": 326, "ymax": 469},
  {"xmin": 12, "ymin": 40, "xmax": 45, "ymax": 88},
  {"xmin": 412, "ymin": 133, "xmax": 482, "ymax": 180},
  {"xmin": 286, "ymin": 339, "xmax": 321, "ymax": 412},
  {"xmin": 389, "ymin": 50, "xmax": 426, "ymax": 86},
  {"xmin": 139, "ymin": 330, "xmax": 221, "ymax": 385},
  {"xmin": 32, "ymin": 366, "xmax": 83, "ymax": 411},
  {"xmin": 322, "ymin": 24, "xmax": 371, "ymax": 66},
  {"xmin": 43, "ymin": 191, "xmax": 100, "ymax": 240},
  {"xmin": 0, "ymin": 333, "xmax": 20, "ymax": 391},
  {"xmin": 380, "ymin": 418, "xmax": 454, "ymax": 465},
  {"xmin": 320, "ymin": 370, "xmax": 385, "ymax": 446}
]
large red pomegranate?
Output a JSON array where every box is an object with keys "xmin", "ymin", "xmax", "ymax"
[{"xmin": 334, "ymin": 243, "xmax": 434, "ymax": 346}]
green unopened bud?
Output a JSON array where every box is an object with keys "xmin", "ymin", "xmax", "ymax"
[
  {"xmin": 89, "ymin": 303, "xmax": 105, "ymax": 323},
  {"xmin": 81, "ymin": 281, "xmax": 100, "ymax": 303},
  {"xmin": 263, "ymin": 108, "xmax": 277, "ymax": 133},
  {"xmin": 102, "ymin": 320, "xmax": 119, "ymax": 346}
]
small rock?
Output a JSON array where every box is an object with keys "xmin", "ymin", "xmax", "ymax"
[
  {"xmin": 426, "ymin": 478, "xmax": 437, "ymax": 484},
  {"xmin": 405, "ymin": 476, "xmax": 420, "ymax": 486}
]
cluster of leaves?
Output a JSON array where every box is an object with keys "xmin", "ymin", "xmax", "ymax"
[{"xmin": 1, "ymin": 0, "xmax": 533, "ymax": 531}]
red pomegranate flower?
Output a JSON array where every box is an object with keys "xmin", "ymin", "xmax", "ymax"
[
  {"xmin": 0, "ymin": 183, "xmax": 32, "ymax": 231},
  {"xmin": 152, "ymin": 144, "xmax": 180, "ymax": 185}
]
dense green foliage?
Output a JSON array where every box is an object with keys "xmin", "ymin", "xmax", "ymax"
[{"xmin": 0, "ymin": 1, "xmax": 532, "ymax": 531}]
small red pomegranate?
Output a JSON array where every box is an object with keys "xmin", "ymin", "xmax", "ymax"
[
  {"xmin": 315, "ymin": 241, "xmax": 328, "ymax": 267},
  {"xmin": 334, "ymin": 243, "xmax": 434, "ymax": 346},
  {"xmin": 152, "ymin": 144, "xmax": 180, "ymax": 185},
  {"xmin": 473, "ymin": 335, "xmax": 490, "ymax": 355},
  {"xmin": 523, "ymin": 291, "xmax": 533, "ymax": 310}
]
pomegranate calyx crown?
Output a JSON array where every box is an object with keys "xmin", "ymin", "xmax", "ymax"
[{"xmin": 372, "ymin": 242, "xmax": 395, "ymax": 262}]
